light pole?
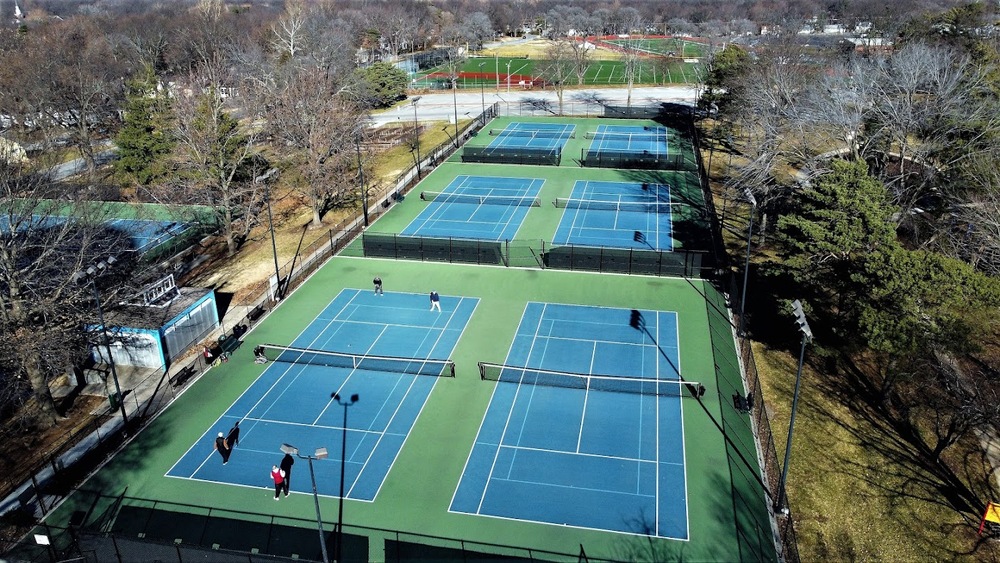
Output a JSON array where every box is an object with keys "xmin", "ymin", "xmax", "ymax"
[
  {"xmin": 478, "ymin": 62, "xmax": 486, "ymax": 125},
  {"xmin": 411, "ymin": 97, "xmax": 421, "ymax": 179},
  {"xmin": 738, "ymin": 189, "xmax": 756, "ymax": 337},
  {"xmin": 332, "ymin": 392, "xmax": 358, "ymax": 563},
  {"xmin": 774, "ymin": 300, "xmax": 812, "ymax": 515},
  {"xmin": 506, "ymin": 60, "xmax": 512, "ymax": 94},
  {"xmin": 281, "ymin": 443, "xmax": 330, "ymax": 563},
  {"xmin": 451, "ymin": 77, "xmax": 459, "ymax": 148},
  {"xmin": 74, "ymin": 257, "xmax": 128, "ymax": 427},
  {"xmin": 265, "ymin": 183, "xmax": 282, "ymax": 300},
  {"xmin": 354, "ymin": 129, "xmax": 368, "ymax": 227}
]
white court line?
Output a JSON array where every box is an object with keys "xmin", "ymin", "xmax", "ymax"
[
  {"xmin": 490, "ymin": 442, "xmax": 674, "ymax": 465},
  {"xmin": 370, "ymin": 296, "xmax": 480, "ymax": 500},
  {"xmin": 447, "ymin": 301, "xmax": 531, "ymax": 512},
  {"xmin": 575, "ymin": 340, "xmax": 598, "ymax": 454},
  {"xmin": 475, "ymin": 302, "xmax": 548, "ymax": 514},
  {"xmin": 491, "ymin": 471, "xmax": 656, "ymax": 498},
  {"xmin": 165, "ymin": 289, "xmax": 365, "ymax": 479}
]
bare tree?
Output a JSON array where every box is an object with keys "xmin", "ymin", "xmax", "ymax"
[
  {"xmin": 726, "ymin": 47, "xmax": 815, "ymax": 237},
  {"xmin": 462, "ymin": 12, "xmax": 495, "ymax": 51},
  {"xmin": 616, "ymin": 10, "xmax": 645, "ymax": 109},
  {"xmin": 545, "ymin": 4, "xmax": 585, "ymax": 39},
  {"xmin": 941, "ymin": 159, "xmax": 1000, "ymax": 276},
  {"xmin": 568, "ymin": 38, "xmax": 593, "ymax": 86},
  {"xmin": 271, "ymin": 0, "xmax": 309, "ymax": 62},
  {"xmin": 262, "ymin": 64, "xmax": 368, "ymax": 228},
  {"xmin": 537, "ymin": 41, "xmax": 577, "ymax": 115},
  {"xmin": 368, "ymin": 4, "xmax": 417, "ymax": 61},
  {"xmin": 169, "ymin": 59, "xmax": 263, "ymax": 257},
  {"xmin": 0, "ymin": 163, "xmax": 138, "ymax": 427},
  {"xmin": 46, "ymin": 19, "xmax": 127, "ymax": 175},
  {"xmin": 797, "ymin": 59, "xmax": 879, "ymax": 162},
  {"xmin": 0, "ymin": 17, "xmax": 127, "ymax": 174}
]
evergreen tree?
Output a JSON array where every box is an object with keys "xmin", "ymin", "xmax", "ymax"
[
  {"xmin": 353, "ymin": 62, "xmax": 409, "ymax": 109},
  {"xmin": 113, "ymin": 65, "xmax": 173, "ymax": 186},
  {"xmin": 778, "ymin": 159, "xmax": 898, "ymax": 301},
  {"xmin": 702, "ymin": 44, "xmax": 751, "ymax": 110}
]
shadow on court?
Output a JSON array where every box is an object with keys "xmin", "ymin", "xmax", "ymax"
[
  {"xmin": 385, "ymin": 539, "xmax": 535, "ymax": 562},
  {"xmin": 104, "ymin": 504, "xmax": 368, "ymax": 562}
]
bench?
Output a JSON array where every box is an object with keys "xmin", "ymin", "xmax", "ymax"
[
  {"xmin": 247, "ymin": 304, "xmax": 266, "ymax": 324},
  {"xmin": 733, "ymin": 392, "xmax": 754, "ymax": 413},
  {"xmin": 169, "ymin": 365, "xmax": 197, "ymax": 388},
  {"xmin": 218, "ymin": 333, "xmax": 242, "ymax": 354}
]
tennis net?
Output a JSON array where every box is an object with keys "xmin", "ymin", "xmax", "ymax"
[
  {"xmin": 490, "ymin": 129, "xmax": 575, "ymax": 139},
  {"xmin": 262, "ymin": 344, "xmax": 456, "ymax": 377},
  {"xmin": 478, "ymin": 362, "xmax": 702, "ymax": 397},
  {"xmin": 584, "ymin": 132, "xmax": 668, "ymax": 142},
  {"xmin": 462, "ymin": 146, "xmax": 561, "ymax": 166},
  {"xmin": 420, "ymin": 191, "xmax": 541, "ymax": 207},
  {"xmin": 553, "ymin": 198, "xmax": 676, "ymax": 213}
]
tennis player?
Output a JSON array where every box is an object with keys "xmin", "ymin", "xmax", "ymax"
[
  {"xmin": 429, "ymin": 291, "xmax": 441, "ymax": 312},
  {"xmin": 214, "ymin": 432, "xmax": 230, "ymax": 465},
  {"xmin": 271, "ymin": 465, "xmax": 286, "ymax": 500},
  {"xmin": 373, "ymin": 276, "xmax": 383, "ymax": 295}
]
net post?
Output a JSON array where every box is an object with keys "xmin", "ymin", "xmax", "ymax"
[
  {"xmin": 449, "ymin": 362, "xmax": 456, "ymax": 377},
  {"xmin": 478, "ymin": 362, "xmax": 487, "ymax": 380}
]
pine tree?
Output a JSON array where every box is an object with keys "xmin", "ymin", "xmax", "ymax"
[{"xmin": 113, "ymin": 65, "xmax": 173, "ymax": 186}]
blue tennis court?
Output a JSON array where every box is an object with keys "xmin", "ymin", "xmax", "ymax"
[
  {"xmin": 0, "ymin": 215, "xmax": 190, "ymax": 254},
  {"xmin": 551, "ymin": 180, "xmax": 675, "ymax": 251},
  {"xmin": 109, "ymin": 218, "xmax": 191, "ymax": 253},
  {"xmin": 451, "ymin": 303, "xmax": 689, "ymax": 539},
  {"xmin": 167, "ymin": 289, "xmax": 479, "ymax": 501},
  {"xmin": 586, "ymin": 124, "xmax": 670, "ymax": 156},
  {"xmin": 488, "ymin": 122, "xmax": 576, "ymax": 151},
  {"xmin": 403, "ymin": 175, "xmax": 544, "ymax": 240}
]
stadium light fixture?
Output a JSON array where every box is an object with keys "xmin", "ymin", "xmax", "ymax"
[
  {"xmin": 411, "ymin": 97, "xmax": 421, "ymax": 179},
  {"xmin": 282, "ymin": 443, "xmax": 330, "ymax": 563},
  {"xmin": 774, "ymin": 300, "xmax": 812, "ymax": 515},
  {"xmin": 738, "ymin": 188, "xmax": 757, "ymax": 336},
  {"xmin": 74, "ymin": 256, "xmax": 128, "ymax": 428},
  {"xmin": 331, "ymin": 392, "xmax": 359, "ymax": 563}
]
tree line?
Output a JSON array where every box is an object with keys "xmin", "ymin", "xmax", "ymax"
[{"xmin": 705, "ymin": 1, "xmax": 1000, "ymax": 546}]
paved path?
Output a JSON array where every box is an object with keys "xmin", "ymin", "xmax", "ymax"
[{"xmin": 371, "ymin": 85, "xmax": 700, "ymax": 126}]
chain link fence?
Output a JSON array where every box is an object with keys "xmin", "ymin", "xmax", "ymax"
[{"xmin": 1, "ymin": 101, "xmax": 797, "ymax": 563}]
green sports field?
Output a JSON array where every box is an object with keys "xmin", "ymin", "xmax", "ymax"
[
  {"xmin": 414, "ymin": 56, "xmax": 705, "ymax": 88},
  {"xmin": 603, "ymin": 38, "xmax": 709, "ymax": 58},
  {"xmin": 37, "ymin": 115, "xmax": 775, "ymax": 562}
]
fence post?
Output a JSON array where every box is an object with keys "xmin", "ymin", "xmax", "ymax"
[
  {"xmin": 111, "ymin": 533, "xmax": 124, "ymax": 563},
  {"xmin": 30, "ymin": 473, "xmax": 47, "ymax": 515}
]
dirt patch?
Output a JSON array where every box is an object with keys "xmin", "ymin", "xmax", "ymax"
[
  {"xmin": 481, "ymin": 39, "xmax": 624, "ymax": 61},
  {"xmin": 183, "ymin": 190, "xmax": 356, "ymax": 305}
]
